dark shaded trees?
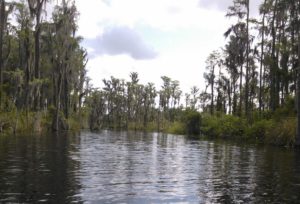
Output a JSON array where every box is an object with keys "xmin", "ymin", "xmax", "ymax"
[
  {"xmin": 0, "ymin": 0, "xmax": 88, "ymax": 132},
  {"xmin": 202, "ymin": 0, "xmax": 300, "ymax": 145}
]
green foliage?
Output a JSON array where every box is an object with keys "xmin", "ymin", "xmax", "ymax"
[
  {"xmin": 272, "ymin": 97, "xmax": 296, "ymax": 121},
  {"xmin": 0, "ymin": 109, "xmax": 49, "ymax": 135},
  {"xmin": 201, "ymin": 114, "xmax": 246, "ymax": 139},
  {"xmin": 0, "ymin": 0, "xmax": 89, "ymax": 132},
  {"xmin": 167, "ymin": 121, "xmax": 185, "ymax": 135},
  {"xmin": 144, "ymin": 122, "xmax": 158, "ymax": 132},
  {"xmin": 265, "ymin": 118, "xmax": 296, "ymax": 147},
  {"xmin": 0, "ymin": 0, "xmax": 299, "ymax": 148},
  {"xmin": 243, "ymin": 97, "xmax": 297, "ymax": 146},
  {"xmin": 67, "ymin": 116, "xmax": 81, "ymax": 131},
  {"xmin": 201, "ymin": 113, "xmax": 296, "ymax": 147},
  {"xmin": 245, "ymin": 119, "xmax": 273, "ymax": 142},
  {"xmin": 182, "ymin": 109, "xmax": 201, "ymax": 135},
  {"xmin": 164, "ymin": 109, "xmax": 201, "ymax": 136}
]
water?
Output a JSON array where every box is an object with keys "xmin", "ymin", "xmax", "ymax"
[{"xmin": 1, "ymin": 131, "xmax": 300, "ymax": 203}]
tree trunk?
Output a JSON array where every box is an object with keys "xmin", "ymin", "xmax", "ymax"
[
  {"xmin": 24, "ymin": 26, "xmax": 31, "ymax": 110},
  {"xmin": 239, "ymin": 64, "xmax": 243, "ymax": 116},
  {"xmin": 34, "ymin": 23, "xmax": 41, "ymax": 110},
  {"xmin": 259, "ymin": 0, "xmax": 266, "ymax": 116},
  {"xmin": 270, "ymin": 0, "xmax": 278, "ymax": 111},
  {"xmin": 233, "ymin": 81, "xmax": 237, "ymax": 115},
  {"xmin": 228, "ymin": 81, "xmax": 232, "ymax": 114},
  {"xmin": 143, "ymin": 104, "xmax": 148, "ymax": 130},
  {"xmin": 245, "ymin": 0, "xmax": 250, "ymax": 119},
  {"xmin": 0, "ymin": 0, "xmax": 5, "ymax": 105},
  {"xmin": 296, "ymin": 36, "xmax": 300, "ymax": 146},
  {"xmin": 53, "ymin": 71, "xmax": 63, "ymax": 131},
  {"xmin": 296, "ymin": 7, "xmax": 300, "ymax": 146},
  {"xmin": 210, "ymin": 66, "xmax": 215, "ymax": 115},
  {"xmin": 63, "ymin": 72, "xmax": 69, "ymax": 119}
]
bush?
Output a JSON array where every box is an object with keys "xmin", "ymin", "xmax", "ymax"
[
  {"xmin": 245, "ymin": 117, "xmax": 296, "ymax": 146},
  {"xmin": 182, "ymin": 109, "xmax": 201, "ymax": 135},
  {"xmin": 201, "ymin": 114, "xmax": 246, "ymax": 139},
  {"xmin": 272, "ymin": 97, "xmax": 296, "ymax": 121},
  {"xmin": 265, "ymin": 118, "xmax": 296, "ymax": 146},
  {"xmin": 200, "ymin": 114, "xmax": 218, "ymax": 137},
  {"xmin": 167, "ymin": 121, "xmax": 185, "ymax": 135},
  {"xmin": 145, "ymin": 122, "xmax": 158, "ymax": 132},
  {"xmin": 246, "ymin": 119, "xmax": 274, "ymax": 142},
  {"xmin": 165, "ymin": 109, "xmax": 201, "ymax": 136}
]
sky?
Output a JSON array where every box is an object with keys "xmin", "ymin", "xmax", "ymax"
[{"xmin": 74, "ymin": 0, "xmax": 262, "ymax": 93}]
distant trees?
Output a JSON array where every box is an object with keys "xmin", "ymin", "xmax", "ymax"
[{"xmin": 87, "ymin": 73, "xmax": 204, "ymax": 131}]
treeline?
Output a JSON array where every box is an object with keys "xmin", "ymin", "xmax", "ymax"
[
  {"xmin": 78, "ymin": 0, "xmax": 300, "ymax": 146},
  {"xmin": 2, "ymin": 0, "xmax": 300, "ymax": 146},
  {"xmin": 199, "ymin": 0, "xmax": 300, "ymax": 145},
  {"xmin": 0, "ymin": 0, "xmax": 89, "ymax": 133},
  {"xmin": 87, "ymin": 73, "xmax": 201, "ymax": 135}
]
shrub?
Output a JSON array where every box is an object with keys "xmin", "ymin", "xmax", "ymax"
[
  {"xmin": 200, "ymin": 114, "xmax": 219, "ymax": 137},
  {"xmin": 167, "ymin": 121, "xmax": 185, "ymax": 135},
  {"xmin": 265, "ymin": 117, "xmax": 296, "ymax": 146},
  {"xmin": 182, "ymin": 109, "xmax": 201, "ymax": 135},
  {"xmin": 246, "ymin": 119, "xmax": 274, "ymax": 142},
  {"xmin": 145, "ymin": 122, "xmax": 158, "ymax": 132},
  {"xmin": 218, "ymin": 115, "xmax": 247, "ymax": 138},
  {"xmin": 201, "ymin": 114, "xmax": 246, "ymax": 139}
]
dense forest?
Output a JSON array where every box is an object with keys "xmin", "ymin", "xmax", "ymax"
[
  {"xmin": 0, "ymin": 0, "xmax": 300, "ymax": 146},
  {"xmin": 0, "ymin": 0, "xmax": 89, "ymax": 133},
  {"xmin": 199, "ymin": 0, "xmax": 300, "ymax": 146}
]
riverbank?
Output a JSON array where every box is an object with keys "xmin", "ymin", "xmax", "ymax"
[
  {"xmin": 0, "ymin": 110, "xmax": 85, "ymax": 136},
  {"xmin": 199, "ymin": 114, "xmax": 296, "ymax": 147},
  {"xmin": 1, "ymin": 107, "xmax": 297, "ymax": 148},
  {"xmin": 122, "ymin": 111, "xmax": 296, "ymax": 147}
]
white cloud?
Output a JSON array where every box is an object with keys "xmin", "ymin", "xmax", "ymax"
[
  {"xmin": 86, "ymin": 27, "xmax": 228, "ymax": 93},
  {"xmin": 198, "ymin": 0, "xmax": 263, "ymax": 16},
  {"xmin": 76, "ymin": 0, "xmax": 227, "ymax": 37},
  {"xmin": 84, "ymin": 26, "xmax": 158, "ymax": 60},
  {"xmin": 76, "ymin": 0, "xmax": 236, "ymax": 93}
]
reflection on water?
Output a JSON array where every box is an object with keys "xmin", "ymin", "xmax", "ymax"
[
  {"xmin": 1, "ymin": 130, "xmax": 300, "ymax": 203},
  {"xmin": 0, "ymin": 132, "xmax": 81, "ymax": 203}
]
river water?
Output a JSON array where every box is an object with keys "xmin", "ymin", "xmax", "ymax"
[{"xmin": 0, "ymin": 131, "xmax": 300, "ymax": 203}]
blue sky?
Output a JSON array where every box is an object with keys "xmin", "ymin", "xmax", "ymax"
[{"xmin": 75, "ymin": 0, "xmax": 262, "ymax": 92}]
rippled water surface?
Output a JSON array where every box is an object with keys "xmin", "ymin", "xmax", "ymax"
[{"xmin": 1, "ymin": 131, "xmax": 300, "ymax": 203}]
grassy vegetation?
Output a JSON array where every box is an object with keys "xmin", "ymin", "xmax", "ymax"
[
  {"xmin": 0, "ymin": 94, "xmax": 297, "ymax": 148},
  {"xmin": 1, "ymin": 108, "xmax": 297, "ymax": 148},
  {"xmin": 0, "ymin": 105, "xmax": 87, "ymax": 135},
  {"xmin": 167, "ymin": 121, "xmax": 186, "ymax": 135},
  {"xmin": 200, "ymin": 114, "xmax": 296, "ymax": 146}
]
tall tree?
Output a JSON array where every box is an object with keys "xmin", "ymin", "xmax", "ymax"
[
  {"xmin": 204, "ymin": 51, "xmax": 220, "ymax": 115},
  {"xmin": 0, "ymin": 0, "xmax": 13, "ymax": 105},
  {"xmin": 27, "ymin": 0, "xmax": 48, "ymax": 110},
  {"xmin": 0, "ymin": 0, "xmax": 5, "ymax": 101},
  {"xmin": 226, "ymin": 0, "xmax": 250, "ymax": 116},
  {"xmin": 245, "ymin": 0, "xmax": 250, "ymax": 118},
  {"xmin": 258, "ymin": 0, "xmax": 267, "ymax": 115},
  {"xmin": 296, "ymin": 0, "xmax": 300, "ymax": 146}
]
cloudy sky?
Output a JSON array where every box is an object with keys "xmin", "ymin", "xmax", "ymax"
[{"xmin": 75, "ymin": 0, "xmax": 262, "ymax": 93}]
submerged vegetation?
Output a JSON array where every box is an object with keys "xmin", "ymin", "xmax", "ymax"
[{"xmin": 0, "ymin": 0, "xmax": 300, "ymax": 147}]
